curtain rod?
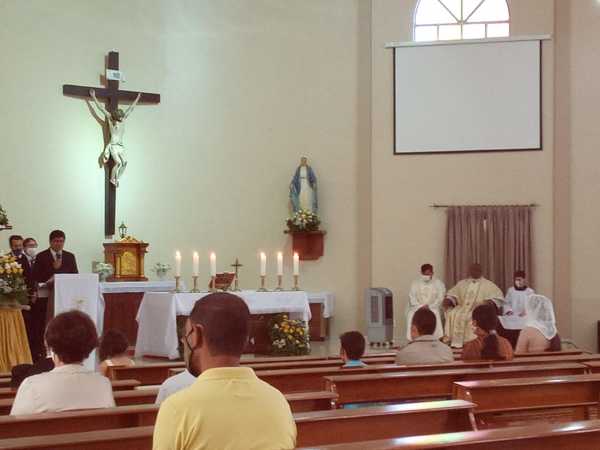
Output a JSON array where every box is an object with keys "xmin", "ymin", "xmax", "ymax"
[{"xmin": 431, "ymin": 203, "xmax": 539, "ymax": 208}]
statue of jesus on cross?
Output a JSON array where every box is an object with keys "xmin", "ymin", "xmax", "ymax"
[{"xmin": 90, "ymin": 89, "xmax": 141, "ymax": 187}]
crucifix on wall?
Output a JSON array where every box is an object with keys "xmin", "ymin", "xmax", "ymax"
[{"xmin": 63, "ymin": 51, "xmax": 160, "ymax": 236}]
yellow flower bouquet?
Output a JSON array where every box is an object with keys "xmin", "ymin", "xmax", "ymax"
[
  {"xmin": 269, "ymin": 314, "xmax": 310, "ymax": 356},
  {"xmin": 0, "ymin": 254, "xmax": 28, "ymax": 308}
]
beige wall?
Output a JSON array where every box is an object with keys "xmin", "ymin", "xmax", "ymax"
[
  {"xmin": 556, "ymin": 0, "xmax": 600, "ymax": 351},
  {"xmin": 370, "ymin": 0, "xmax": 556, "ymax": 342},
  {"xmin": 0, "ymin": 0, "xmax": 372, "ymax": 340}
]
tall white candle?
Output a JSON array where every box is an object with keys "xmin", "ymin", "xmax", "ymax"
[
  {"xmin": 192, "ymin": 251, "xmax": 199, "ymax": 276},
  {"xmin": 210, "ymin": 252, "xmax": 217, "ymax": 277},
  {"xmin": 260, "ymin": 252, "xmax": 267, "ymax": 276},
  {"xmin": 175, "ymin": 250, "xmax": 182, "ymax": 277},
  {"xmin": 293, "ymin": 252, "xmax": 300, "ymax": 276},
  {"xmin": 277, "ymin": 252, "xmax": 283, "ymax": 276}
]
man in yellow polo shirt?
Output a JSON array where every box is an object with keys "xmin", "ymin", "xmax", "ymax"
[{"xmin": 153, "ymin": 293, "xmax": 297, "ymax": 450}]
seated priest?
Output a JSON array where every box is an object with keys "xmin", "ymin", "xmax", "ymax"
[
  {"xmin": 443, "ymin": 263, "xmax": 503, "ymax": 348},
  {"xmin": 462, "ymin": 303, "xmax": 514, "ymax": 361},
  {"xmin": 10, "ymin": 310, "xmax": 115, "ymax": 415},
  {"xmin": 396, "ymin": 308, "xmax": 453, "ymax": 365},
  {"xmin": 339, "ymin": 331, "xmax": 368, "ymax": 368},
  {"xmin": 405, "ymin": 263, "xmax": 445, "ymax": 341},
  {"xmin": 153, "ymin": 293, "xmax": 296, "ymax": 450},
  {"xmin": 515, "ymin": 295, "xmax": 561, "ymax": 353}
]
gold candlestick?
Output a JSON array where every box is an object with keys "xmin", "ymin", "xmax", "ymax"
[
  {"xmin": 275, "ymin": 275, "xmax": 283, "ymax": 291},
  {"xmin": 292, "ymin": 274, "xmax": 300, "ymax": 291},
  {"xmin": 175, "ymin": 276, "xmax": 182, "ymax": 293},
  {"xmin": 191, "ymin": 276, "xmax": 199, "ymax": 293},
  {"xmin": 209, "ymin": 276, "xmax": 217, "ymax": 293},
  {"xmin": 258, "ymin": 275, "xmax": 267, "ymax": 292}
]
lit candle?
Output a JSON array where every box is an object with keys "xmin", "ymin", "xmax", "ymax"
[
  {"xmin": 277, "ymin": 252, "xmax": 283, "ymax": 276},
  {"xmin": 210, "ymin": 252, "xmax": 217, "ymax": 277},
  {"xmin": 260, "ymin": 252, "xmax": 267, "ymax": 277},
  {"xmin": 293, "ymin": 252, "xmax": 300, "ymax": 276},
  {"xmin": 192, "ymin": 251, "xmax": 199, "ymax": 276},
  {"xmin": 175, "ymin": 250, "xmax": 182, "ymax": 277}
]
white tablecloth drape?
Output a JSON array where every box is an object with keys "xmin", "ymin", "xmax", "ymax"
[
  {"xmin": 39, "ymin": 280, "xmax": 182, "ymax": 298},
  {"xmin": 135, "ymin": 290, "xmax": 311, "ymax": 359},
  {"xmin": 306, "ymin": 292, "xmax": 334, "ymax": 318}
]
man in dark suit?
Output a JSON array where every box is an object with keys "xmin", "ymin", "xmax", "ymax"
[
  {"xmin": 33, "ymin": 230, "xmax": 78, "ymax": 327},
  {"xmin": 21, "ymin": 237, "xmax": 46, "ymax": 362}
]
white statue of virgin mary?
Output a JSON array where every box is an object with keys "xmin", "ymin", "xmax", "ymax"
[{"xmin": 289, "ymin": 157, "xmax": 318, "ymax": 214}]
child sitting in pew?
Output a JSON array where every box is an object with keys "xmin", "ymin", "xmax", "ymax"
[
  {"xmin": 340, "ymin": 331, "xmax": 368, "ymax": 368},
  {"xmin": 98, "ymin": 329, "xmax": 135, "ymax": 377}
]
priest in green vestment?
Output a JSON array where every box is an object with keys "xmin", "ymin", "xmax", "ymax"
[{"xmin": 443, "ymin": 263, "xmax": 503, "ymax": 348}]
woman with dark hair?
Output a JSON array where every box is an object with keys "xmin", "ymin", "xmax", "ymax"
[
  {"xmin": 462, "ymin": 303, "xmax": 514, "ymax": 361},
  {"xmin": 10, "ymin": 310, "xmax": 115, "ymax": 415},
  {"xmin": 99, "ymin": 329, "xmax": 134, "ymax": 376}
]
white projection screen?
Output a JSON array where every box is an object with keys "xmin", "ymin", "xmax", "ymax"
[{"xmin": 394, "ymin": 39, "xmax": 541, "ymax": 154}]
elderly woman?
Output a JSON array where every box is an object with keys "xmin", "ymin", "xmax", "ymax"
[
  {"xmin": 515, "ymin": 295, "xmax": 561, "ymax": 353},
  {"xmin": 10, "ymin": 310, "xmax": 115, "ymax": 415}
]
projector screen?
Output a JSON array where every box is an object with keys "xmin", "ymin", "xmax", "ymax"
[{"xmin": 394, "ymin": 39, "xmax": 541, "ymax": 154}]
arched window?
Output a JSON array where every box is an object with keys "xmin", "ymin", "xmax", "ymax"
[{"xmin": 414, "ymin": 0, "xmax": 510, "ymax": 42}]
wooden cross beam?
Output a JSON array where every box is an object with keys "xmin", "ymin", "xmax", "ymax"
[{"xmin": 63, "ymin": 51, "xmax": 160, "ymax": 236}]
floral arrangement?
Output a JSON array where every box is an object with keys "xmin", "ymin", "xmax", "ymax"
[
  {"xmin": 152, "ymin": 262, "xmax": 171, "ymax": 279},
  {"xmin": 269, "ymin": 314, "xmax": 310, "ymax": 356},
  {"xmin": 286, "ymin": 209, "xmax": 320, "ymax": 233},
  {"xmin": 94, "ymin": 262, "xmax": 114, "ymax": 281},
  {"xmin": 0, "ymin": 205, "xmax": 8, "ymax": 227},
  {"xmin": 0, "ymin": 254, "xmax": 28, "ymax": 307}
]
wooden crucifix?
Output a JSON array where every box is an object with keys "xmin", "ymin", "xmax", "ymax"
[{"xmin": 63, "ymin": 51, "xmax": 160, "ymax": 236}]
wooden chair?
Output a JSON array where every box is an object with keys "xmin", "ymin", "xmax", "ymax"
[
  {"xmin": 294, "ymin": 400, "xmax": 477, "ymax": 447},
  {"xmin": 295, "ymin": 419, "xmax": 600, "ymax": 449}
]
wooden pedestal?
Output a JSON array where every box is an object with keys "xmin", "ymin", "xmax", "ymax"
[
  {"xmin": 309, "ymin": 303, "xmax": 329, "ymax": 341},
  {"xmin": 103, "ymin": 241, "xmax": 148, "ymax": 282},
  {"xmin": 289, "ymin": 231, "xmax": 326, "ymax": 261}
]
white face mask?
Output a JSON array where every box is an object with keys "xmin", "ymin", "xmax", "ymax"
[
  {"xmin": 421, "ymin": 275, "xmax": 432, "ymax": 282},
  {"xmin": 25, "ymin": 247, "xmax": 37, "ymax": 258}
]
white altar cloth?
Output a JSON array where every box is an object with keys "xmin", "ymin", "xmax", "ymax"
[
  {"xmin": 38, "ymin": 280, "xmax": 181, "ymax": 298},
  {"xmin": 135, "ymin": 290, "xmax": 311, "ymax": 359}
]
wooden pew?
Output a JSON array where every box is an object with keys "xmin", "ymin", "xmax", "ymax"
[
  {"xmin": 453, "ymin": 373, "xmax": 600, "ymax": 427},
  {"xmin": 0, "ymin": 388, "xmax": 159, "ymax": 415},
  {"xmin": 294, "ymin": 400, "xmax": 476, "ymax": 447},
  {"xmin": 256, "ymin": 355, "xmax": 600, "ymax": 393},
  {"xmin": 0, "ymin": 400, "xmax": 474, "ymax": 449},
  {"xmin": 324, "ymin": 363, "xmax": 587, "ymax": 405},
  {"xmin": 0, "ymin": 379, "xmax": 142, "ymax": 400},
  {"xmin": 0, "ymin": 405, "xmax": 158, "ymax": 439},
  {"xmin": 584, "ymin": 361, "xmax": 600, "ymax": 373},
  {"xmin": 296, "ymin": 419, "xmax": 600, "ymax": 449},
  {"xmin": 0, "ymin": 426, "xmax": 154, "ymax": 450}
]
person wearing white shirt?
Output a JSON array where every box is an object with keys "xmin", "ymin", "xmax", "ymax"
[
  {"xmin": 502, "ymin": 271, "xmax": 535, "ymax": 316},
  {"xmin": 10, "ymin": 310, "xmax": 115, "ymax": 415},
  {"xmin": 156, "ymin": 369, "xmax": 196, "ymax": 404},
  {"xmin": 406, "ymin": 264, "xmax": 445, "ymax": 341}
]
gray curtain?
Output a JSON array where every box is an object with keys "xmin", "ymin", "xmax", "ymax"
[{"xmin": 445, "ymin": 206, "xmax": 533, "ymax": 292}]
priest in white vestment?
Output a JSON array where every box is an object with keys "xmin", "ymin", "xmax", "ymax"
[
  {"xmin": 406, "ymin": 264, "xmax": 445, "ymax": 340},
  {"xmin": 502, "ymin": 270, "xmax": 534, "ymax": 316},
  {"xmin": 443, "ymin": 263, "xmax": 503, "ymax": 348}
]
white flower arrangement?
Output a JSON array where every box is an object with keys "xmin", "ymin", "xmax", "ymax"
[
  {"xmin": 94, "ymin": 262, "xmax": 114, "ymax": 281},
  {"xmin": 152, "ymin": 262, "xmax": 171, "ymax": 274},
  {"xmin": 286, "ymin": 209, "xmax": 320, "ymax": 232}
]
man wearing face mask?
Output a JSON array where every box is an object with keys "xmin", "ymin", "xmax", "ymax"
[
  {"xmin": 502, "ymin": 271, "xmax": 534, "ymax": 316},
  {"xmin": 405, "ymin": 264, "xmax": 445, "ymax": 341},
  {"xmin": 442, "ymin": 263, "xmax": 503, "ymax": 348},
  {"xmin": 153, "ymin": 293, "xmax": 296, "ymax": 450}
]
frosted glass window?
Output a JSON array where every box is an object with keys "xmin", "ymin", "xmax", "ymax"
[
  {"xmin": 413, "ymin": 0, "xmax": 509, "ymax": 42},
  {"xmin": 463, "ymin": 23, "xmax": 485, "ymax": 39},
  {"xmin": 487, "ymin": 22, "xmax": 510, "ymax": 38},
  {"xmin": 414, "ymin": 26, "xmax": 438, "ymax": 42}
]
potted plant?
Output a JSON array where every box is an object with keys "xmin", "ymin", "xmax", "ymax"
[
  {"xmin": 0, "ymin": 255, "xmax": 28, "ymax": 308},
  {"xmin": 268, "ymin": 314, "xmax": 310, "ymax": 356},
  {"xmin": 152, "ymin": 262, "xmax": 171, "ymax": 281},
  {"xmin": 94, "ymin": 262, "xmax": 114, "ymax": 282},
  {"xmin": 285, "ymin": 209, "xmax": 326, "ymax": 260}
]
